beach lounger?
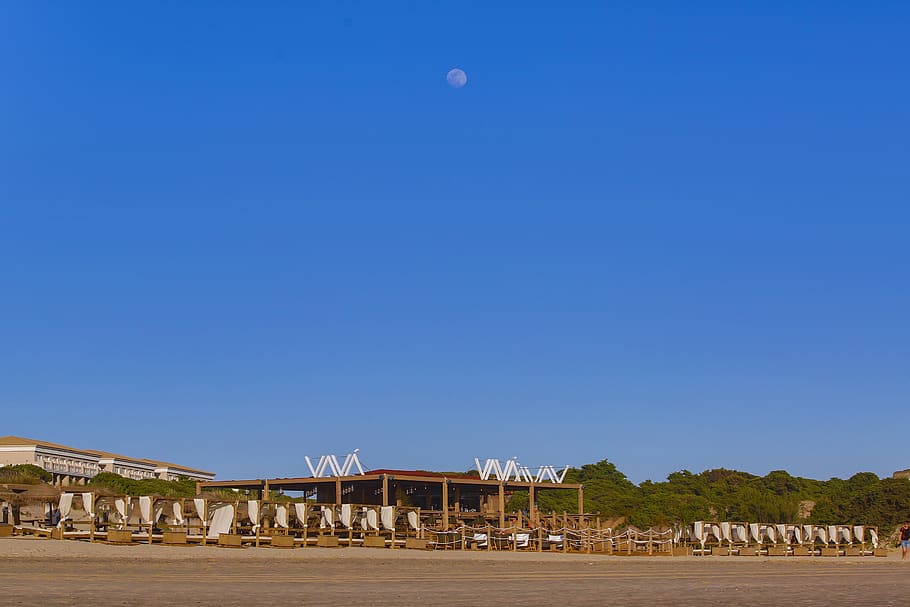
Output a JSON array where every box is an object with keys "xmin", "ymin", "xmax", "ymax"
[
  {"xmin": 544, "ymin": 534, "xmax": 564, "ymax": 551},
  {"xmin": 465, "ymin": 532, "xmax": 487, "ymax": 550},
  {"xmin": 512, "ymin": 532, "xmax": 530, "ymax": 550}
]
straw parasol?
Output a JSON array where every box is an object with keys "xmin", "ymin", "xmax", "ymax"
[
  {"xmin": 20, "ymin": 483, "xmax": 61, "ymax": 503},
  {"xmin": 0, "ymin": 482, "xmax": 58, "ymax": 525}
]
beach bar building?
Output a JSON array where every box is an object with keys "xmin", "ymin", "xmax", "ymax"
[{"xmin": 198, "ymin": 468, "xmax": 584, "ymax": 530}]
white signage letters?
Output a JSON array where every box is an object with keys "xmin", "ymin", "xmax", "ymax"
[
  {"xmin": 474, "ymin": 458, "xmax": 569, "ymax": 483},
  {"xmin": 304, "ymin": 450, "xmax": 365, "ymax": 478}
]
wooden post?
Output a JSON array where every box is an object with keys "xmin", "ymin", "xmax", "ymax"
[
  {"xmin": 381, "ymin": 475, "xmax": 389, "ymax": 507},
  {"xmin": 442, "ymin": 480, "xmax": 449, "ymax": 531},
  {"xmin": 529, "ymin": 484, "xmax": 536, "ymax": 528},
  {"xmin": 148, "ymin": 497, "xmax": 154, "ymax": 545},
  {"xmin": 497, "ymin": 484, "xmax": 505, "ymax": 531},
  {"xmin": 301, "ymin": 502, "xmax": 309, "ymax": 548},
  {"xmin": 335, "ymin": 478, "xmax": 342, "ymax": 505},
  {"xmin": 577, "ymin": 485, "xmax": 584, "ymax": 516}
]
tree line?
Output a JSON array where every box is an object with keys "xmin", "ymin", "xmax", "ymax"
[
  {"xmin": 7, "ymin": 460, "xmax": 909, "ymax": 531},
  {"xmin": 511, "ymin": 460, "xmax": 910, "ymax": 530}
]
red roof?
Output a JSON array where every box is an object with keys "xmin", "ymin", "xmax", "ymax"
[{"xmin": 365, "ymin": 469, "xmax": 477, "ymax": 479}]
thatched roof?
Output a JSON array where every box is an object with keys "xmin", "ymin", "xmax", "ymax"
[
  {"xmin": 0, "ymin": 483, "xmax": 38, "ymax": 493},
  {"xmin": 0, "ymin": 482, "xmax": 61, "ymax": 505},
  {"xmin": 22, "ymin": 483, "xmax": 60, "ymax": 500}
]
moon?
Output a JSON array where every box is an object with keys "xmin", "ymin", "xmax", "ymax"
[{"xmin": 446, "ymin": 68, "xmax": 467, "ymax": 89}]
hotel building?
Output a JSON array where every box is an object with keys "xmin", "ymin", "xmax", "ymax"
[{"xmin": 0, "ymin": 436, "xmax": 215, "ymax": 486}]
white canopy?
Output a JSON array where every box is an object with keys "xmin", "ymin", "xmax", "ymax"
[
  {"xmin": 837, "ymin": 526, "xmax": 852, "ymax": 544},
  {"xmin": 763, "ymin": 525, "xmax": 776, "ymax": 544},
  {"xmin": 276, "ymin": 504, "xmax": 288, "ymax": 529},
  {"xmin": 366, "ymin": 509, "xmax": 379, "ymax": 531},
  {"xmin": 321, "ymin": 506, "xmax": 334, "ymax": 528},
  {"xmin": 381, "ymin": 506, "xmax": 395, "ymax": 531},
  {"xmin": 294, "ymin": 503, "xmax": 307, "ymax": 527},
  {"xmin": 247, "ymin": 501, "xmax": 260, "ymax": 532},
  {"xmin": 692, "ymin": 522, "xmax": 705, "ymax": 546},
  {"xmin": 193, "ymin": 497, "xmax": 208, "ymax": 527},
  {"xmin": 139, "ymin": 496, "xmax": 152, "ymax": 524},
  {"xmin": 206, "ymin": 505, "xmax": 234, "ymax": 539},
  {"xmin": 58, "ymin": 493, "xmax": 74, "ymax": 527},
  {"xmin": 749, "ymin": 523, "xmax": 761, "ymax": 544},
  {"xmin": 340, "ymin": 504, "xmax": 352, "ymax": 528},
  {"xmin": 115, "ymin": 497, "xmax": 130, "ymax": 524},
  {"xmin": 720, "ymin": 522, "xmax": 732, "ymax": 543},
  {"xmin": 731, "ymin": 524, "xmax": 747, "ymax": 543},
  {"xmin": 775, "ymin": 524, "xmax": 787, "ymax": 544}
]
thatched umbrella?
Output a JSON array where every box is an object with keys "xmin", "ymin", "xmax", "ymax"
[
  {"xmin": 21, "ymin": 483, "xmax": 60, "ymax": 501},
  {"xmin": 1, "ymin": 482, "xmax": 59, "ymax": 525},
  {"xmin": 0, "ymin": 485, "xmax": 19, "ymax": 524}
]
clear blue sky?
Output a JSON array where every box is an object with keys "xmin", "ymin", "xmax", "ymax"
[{"xmin": 1, "ymin": 2, "xmax": 907, "ymax": 483}]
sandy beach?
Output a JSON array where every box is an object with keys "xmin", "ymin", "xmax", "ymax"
[{"xmin": 2, "ymin": 538, "xmax": 907, "ymax": 606}]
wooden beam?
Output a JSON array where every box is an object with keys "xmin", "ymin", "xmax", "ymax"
[
  {"xmin": 442, "ymin": 480, "xmax": 449, "ymax": 530},
  {"xmin": 578, "ymin": 485, "xmax": 584, "ymax": 515},
  {"xmin": 335, "ymin": 478, "xmax": 342, "ymax": 505},
  {"xmin": 197, "ymin": 479, "xmax": 266, "ymax": 489},
  {"xmin": 381, "ymin": 474, "xmax": 389, "ymax": 507}
]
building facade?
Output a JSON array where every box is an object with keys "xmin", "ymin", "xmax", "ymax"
[{"xmin": 0, "ymin": 436, "xmax": 215, "ymax": 486}]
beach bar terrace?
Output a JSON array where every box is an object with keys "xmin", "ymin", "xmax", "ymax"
[{"xmin": 197, "ymin": 469, "xmax": 585, "ymax": 531}]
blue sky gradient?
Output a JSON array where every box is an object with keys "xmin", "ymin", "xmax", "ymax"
[{"xmin": 1, "ymin": 2, "xmax": 907, "ymax": 482}]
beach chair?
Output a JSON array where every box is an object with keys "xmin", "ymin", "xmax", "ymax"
[
  {"xmin": 399, "ymin": 508, "xmax": 427, "ymax": 549},
  {"xmin": 375, "ymin": 505, "xmax": 396, "ymax": 548},
  {"xmin": 360, "ymin": 506, "xmax": 386, "ymax": 548},
  {"xmin": 512, "ymin": 532, "xmax": 531, "ymax": 550},
  {"xmin": 543, "ymin": 533, "xmax": 564, "ymax": 551},
  {"xmin": 465, "ymin": 532, "xmax": 488, "ymax": 550}
]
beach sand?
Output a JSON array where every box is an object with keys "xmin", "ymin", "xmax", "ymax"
[{"xmin": 2, "ymin": 537, "xmax": 906, "ymax": 606}]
